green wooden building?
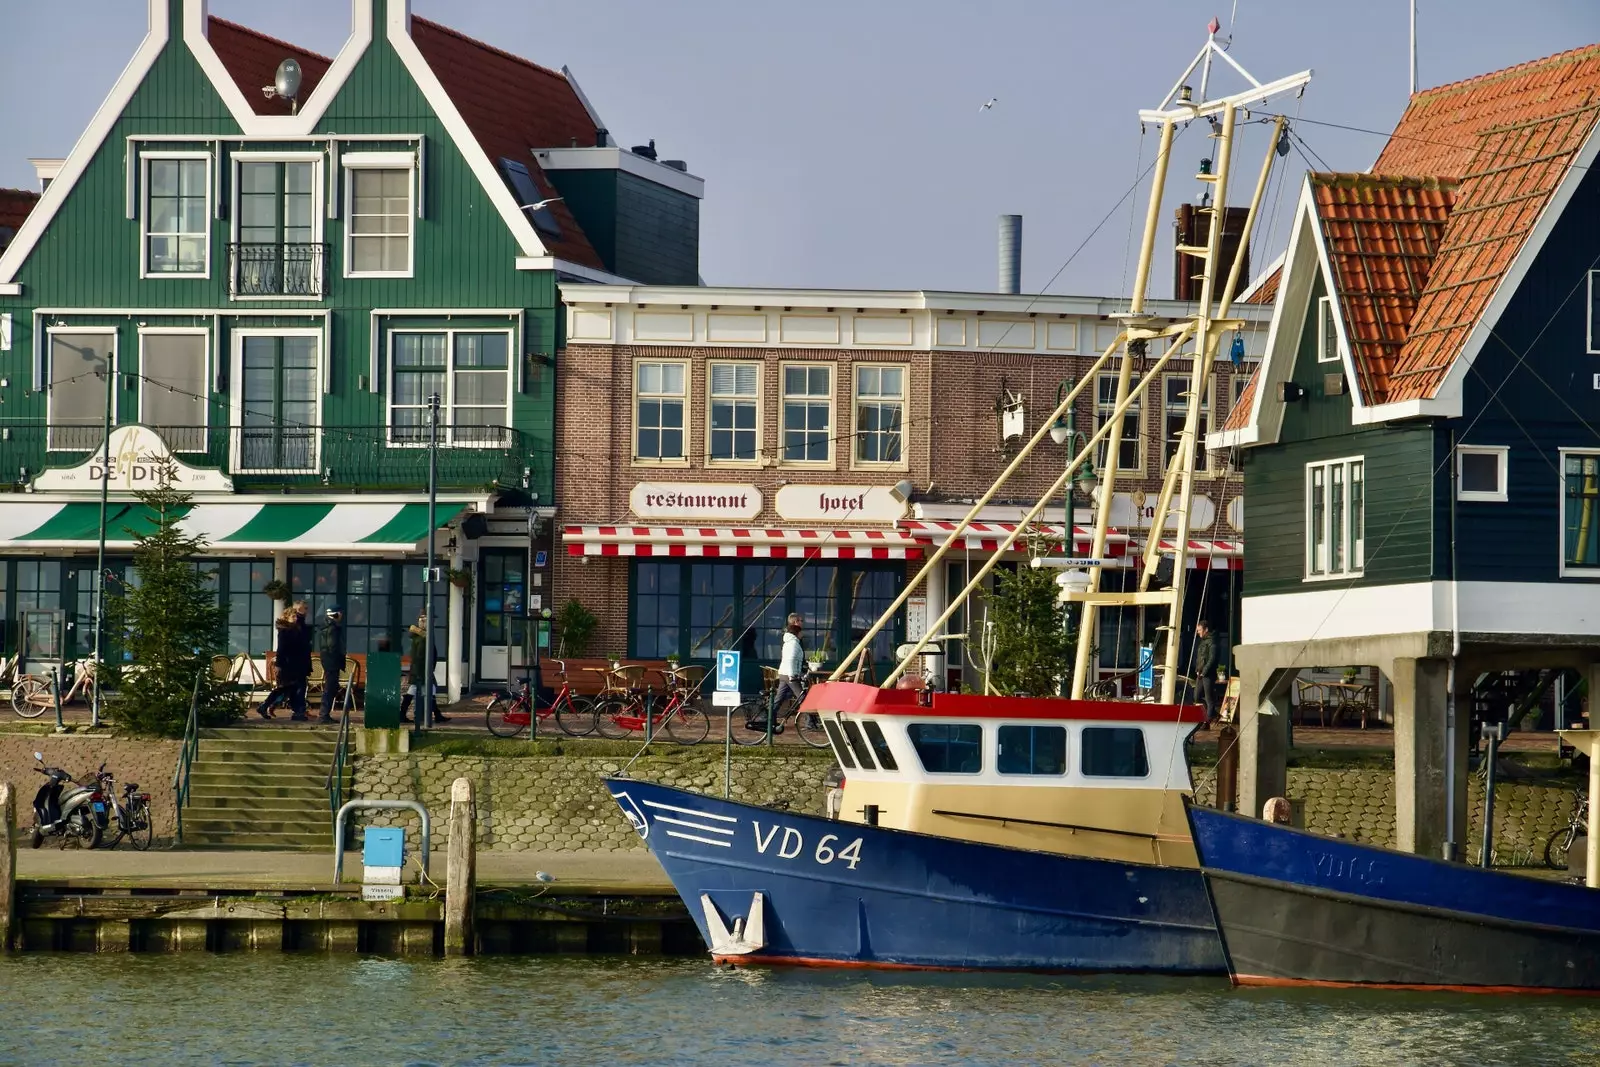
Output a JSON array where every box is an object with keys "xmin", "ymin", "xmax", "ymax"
[
  {"xmin": 0, "ymin": 0, "xmax": 703, "ymax": 695},
  {"xmin": 1209, "ymin": 44, "xmax": 1600, "ymax": 858}
]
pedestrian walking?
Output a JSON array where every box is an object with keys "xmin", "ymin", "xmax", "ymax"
[
  {"xmin": 1194, "ymin": 619, "xmax": 1220, "ymax": 730},
  {"xmin": 259, "ymin": 601, "xmax": 312, "ymax": 721},
  {"xmin": 318, "ymin": 605, "xmax": 347, "ymax": 723},
  {"xmin": 400, "ymin": 610, "xmax": 447, "ymax": 724},
  {"xmin": 776, "ymin": 613, "xmax": 807, "ymax": 709}
]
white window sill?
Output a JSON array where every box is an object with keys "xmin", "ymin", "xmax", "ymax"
[{"xmin": 1302, "ymin": 570, "xmax": 1364, "ymax": 583}]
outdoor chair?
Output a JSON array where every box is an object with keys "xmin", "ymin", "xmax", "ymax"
[{"xmin": 1294, "ymin": 679, "xmax": 1329, "ymax": 727}]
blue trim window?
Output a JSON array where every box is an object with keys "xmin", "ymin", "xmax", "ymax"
[
  {"xmin": 997, "ymin": 724, "xmax": 1067, "ymax": 776},
  {"xmin": 1081, "ymin": 726, "xmax": 1150, "ymax": 778},
  {"xmin": 907, "ymin": 722, "xmax": 982, "ymax": 774}
]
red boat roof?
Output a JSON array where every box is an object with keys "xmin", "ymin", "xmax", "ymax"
[{"xmin": 806, "ymin": 681, "xmax": 1203, "ymax": 724}]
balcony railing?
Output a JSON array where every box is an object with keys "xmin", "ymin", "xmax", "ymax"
[
  {"xmin": 7, "ymin": 424, "xmax": 535, "ymax": 493},
  {"xmin": 228, "ymin": 243, "xmax": 326, "ymax": 298}
]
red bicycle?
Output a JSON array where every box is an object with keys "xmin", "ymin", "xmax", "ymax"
[
  {"xmin": 483, "ymin": 660, "xmax": 598, "ymax": 737},
  {"xmin": 595, "ymin": 665, "xmax": 711, "ymax": 744}
]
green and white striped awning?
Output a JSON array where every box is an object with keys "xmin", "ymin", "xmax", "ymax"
[{"xmin": 0, "ymin": 501, "xmax": 466, "ymax": 553}]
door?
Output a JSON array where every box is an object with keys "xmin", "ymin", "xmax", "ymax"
[
  {"xmin": 20, "ymin": 609, "xmax": 65, "ymax": 674},
  {"xmin": 478, "ymin": 550, "xmax": 527, "ymax": 682}
]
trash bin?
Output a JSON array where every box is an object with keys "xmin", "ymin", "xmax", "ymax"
[{"xmin": 365, "ymin": 650, "xmax": 403, "ymax": 729}]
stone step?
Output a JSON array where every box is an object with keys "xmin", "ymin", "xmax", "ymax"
[
  {"xmin": 185, "ymin": 769, "xmax": 341, "ymax": 789},
  {"xmin": 193, "ymin": 748, "xmax": 331, "ymax": 768},
  {"xmin": 182, "ymin": 814, "xmax": 331, "ymax": 836},
  {"xmin": 185, "ymin": 793, "xmax": 329, "ymax": 813},
  {"xmin": 187, "ymin": 782, "xmax": 332, "ymax": 802},
  {"xmin": 194, "ymin": 736, "xmax": 339, "ymax": 754},
  {"xmin": 201, "ymin": 727, "xmax": 342, "ymax": 741},
  {"xmin": 180, "ymin": 831, "xmax": 330, "ymax": 850}
]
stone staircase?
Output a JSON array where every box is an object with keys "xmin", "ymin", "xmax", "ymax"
[{"xmin": 180, "ymin": 728, "xmax": 349, "ymax": 849}]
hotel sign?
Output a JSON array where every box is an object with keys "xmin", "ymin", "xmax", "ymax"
[
  {"xmin": 630, "ymin": 482, "xmax": 761, "ymax": 520},
  {"xmin": 33, "ymin": 424, "xmax": 233, "ymax": 493},
  {"xmin": 774, "ymin": 485, "xmax": 906, "ymax": 523}
]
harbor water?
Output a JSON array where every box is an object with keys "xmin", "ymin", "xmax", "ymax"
[{"xmin": 4, "ymin": 953, "xmax": 1599, "ymax": 1066}]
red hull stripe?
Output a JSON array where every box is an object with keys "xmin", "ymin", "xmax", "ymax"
[
  {"xmin": 1233, "ymin": 974, "xmax": 1600, "ymax": 997},
  {"xmin": 712, "ymin": 954, "xmax": 985, "ymax": 972},
  {"xmin": 804, "ymin": 681, "xmax": 1204, "ymax": 724}
]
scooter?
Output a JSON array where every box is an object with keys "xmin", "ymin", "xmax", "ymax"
[{"xmin": 30, "ymin": 752, "xmax": 103, "ymax": 849}]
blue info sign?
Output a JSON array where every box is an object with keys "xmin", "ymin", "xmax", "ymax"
[
  {"xmin": 714, "ymin": 650, "xmax": 742, "ymax": 707},
  {"xmin": 1137, "ymin": 645, "xmax": 1155, "ymax": 691}
]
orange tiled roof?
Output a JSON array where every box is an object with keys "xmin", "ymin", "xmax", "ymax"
[
  {"xmin": 1242, "ymin": 264, "xmax": 1280, "ymax": 304},
  {"xmin": 1352, "ymin": 43, "xmax": 1600, "ymax": 403},
  {"xmin": 1310, "ymin": 173, "xmax": 1455, "ymax": 402},
  {"xmin": 208, "ymin": 18, "xmax": 331, "ymax": 116},
  {"xmin": 1220, "ymin": 371, "xmax": 1257, "ymax": 432}
]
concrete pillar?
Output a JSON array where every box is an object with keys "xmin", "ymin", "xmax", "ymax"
[
  {"xmin": 922, "ymin": 558, "xmax": 947, "ymax": 684},
  {"xmin": 1237, "ymin": 659, "xmax": 1291, "ymax": 819},
  {"xmin": 447, "ymin": 547, "xmax": 466, "ymax": 704},
  {"xmin": 1392, "ymin": 656, "xmax": 1452, "ymax": 857},
  {"xmin": 444, "ymin": 777, "xmax": 476, "ymax": 957},
  {"xmin": 0, "ymin": 784, "xmax": 13, "ymax": 952},
  {"xmin": 96, "ymin": 919, "xmax": 132, "ymax": 953},
  {"xmin": 271, "ymin": 552, "xmax": 289, "ymax": 609}
]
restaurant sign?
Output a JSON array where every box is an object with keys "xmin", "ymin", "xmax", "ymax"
[
  {"xmin": 33, "ymin": 424, "xmax": 233, "ymax": 493},
  {"xmin": 630, "ymin": 482, "xmax": 761, "ymax": 520},
  {"xmin": 774, "ymin": 485, "xmax": 906, "ymax": 523}
]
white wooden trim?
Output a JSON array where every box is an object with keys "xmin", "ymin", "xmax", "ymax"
[
  {"xmin": 848, "ymin": 362, "xmax": 910, "ymax": 472},
  {"xmin": 343, "ymin": 161, "xmax": 415, "ymax": 279},
  {"xmin": 631, "ymin": 357, "xmax": 691, "ymax": 463},
  {"xmin": 1303, "ymin": 454, "xmax": 1365, "ymax": 582},
  {"xmin": 776, "ymin": 360, "xmax": 837, "ymax": 470},
  {"xmin": 136, "ymin": 326, "xmax": 210, "ymax": 452},
  {"xmin": 44, "ymin": 327, "xmax": 119, "ymax": 450},
  {"xmin": 228, "ymin": 326, "xmax": 324, "ymax": 475},
  {"xmin": 384, "ymin": 326, "xmax": 515, "ymax": 449},
  {"xmin": 138, "ymin": 151, "xmax": 213, "ymax": 280},
  {"xmin": 228, "ymin": 152, "xmax": 326, "ymax": 299},
  {"xmin": 703, "ymin": 359, "xmax": 764, "ymax": 468},
  {"xmin": 342, "ymin": 151, "xmax": 416, "ymax": 169},
  {"xmin": 515, "ymin": 257, "xmax": 635, "ymax": 284},
  {"xmin": 1456, "ymin": 444, "xmax": 1509, "ymax": 503}
]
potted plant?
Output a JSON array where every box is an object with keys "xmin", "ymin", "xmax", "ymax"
[
  {"xmin": 1342, "ymin": 666, "xmax": 1359, "ymax": 684},
  {"xmin": 446, "ymin": 567, "xmax": 473, "ymax": 596},
  {"xmin": 262, "ymin": 578, "xmax": 291, "ymax": 603},
  {"xmin": 609, "ymin": 651, "xmax": 625, "ymax": 671},
  {"xmin": 665, "ymin": 652, "xmax": 681, "ymax": 669},
  {"xmin": 555, "ymin": 598, "xmax": 597, "ymax": 658}
]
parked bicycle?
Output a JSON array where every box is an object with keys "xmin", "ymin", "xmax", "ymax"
[
  {"xmin": 733, "ymin": 669, "xmax": 829, "ymax": 748},
  {"xmin": 595, "ymin": 665, "xmax": 711, "ymax": 744},
  {"xmin": 12, "ymin": 659, "xmax": 98, "ymax": 719},
  {"xmin": 483, "ymin": 660, "xmax": 598, "ymax": 738},
  {"xmin": 89, "ymin": 763, "xmax": 154, "ymax": 850},
  {"xmin": 1545, "ymin": 789, "xmax": 1589, "ymax": 870}
]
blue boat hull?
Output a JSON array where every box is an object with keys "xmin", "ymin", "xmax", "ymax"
[
  {"xmin": 607, "ymin": 778, "xmax": 1225, "ymax": 974},
  {"xmin": 1188, "ymin": 805, "xmax": 1600, "ymax": 993}
]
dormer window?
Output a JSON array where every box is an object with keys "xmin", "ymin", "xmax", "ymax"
[
  {"xmin": 142, "ymin": 154, "xmax": 210, "ymax": 277},
  {"xmin": 343, "ymin": 153, "xmax": 416, "ymax": 279}
]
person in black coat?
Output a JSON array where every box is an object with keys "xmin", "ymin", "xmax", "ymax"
[
  {"xmin": 259, "ymin": 602, "xmax": 312, "ymax": 720},
  {"xmin": 318, "ymin": 605, "xmax": 348, "ymax": 723},
  {"xmin": 400, "ymin": 610, "xmax": 448, "ymax": 724},
  {"xmin": 1193, "ymin": 619, "xmax": 1220, "ymax": 728}
]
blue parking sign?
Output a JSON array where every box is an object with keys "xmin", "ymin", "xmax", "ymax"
[
  {"xmin": 716, "ymin": 650, "xmax": 741, "ymax": 692},
  {"xmin": 1137, "ymin": 645, "xmax": 1154, "ymax": 690}
]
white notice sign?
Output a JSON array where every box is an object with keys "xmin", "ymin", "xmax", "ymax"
[
  {"xmin": 630, "ymin": 483, "xmax": 761, "ymax": 521},
  {"xmin": 33, "ymin": 424, "xmax": 234, "ymax": 493},
  {"xmin": 774, "ymin": 485, "xmax": 906, "ymax": 523}
]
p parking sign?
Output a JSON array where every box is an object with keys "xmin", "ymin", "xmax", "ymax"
[{"xmin": 714, "ymin": 650, "xmax": 742, "ymax": 707}]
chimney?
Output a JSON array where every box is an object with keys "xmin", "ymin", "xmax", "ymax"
[
  {"xmin": 1174, "ymin": 204, "xmax": 1250, "ymax": 302},
  {"xmin": 998, "ymin": 214, "xmax": 1022, "ymax": 295}
]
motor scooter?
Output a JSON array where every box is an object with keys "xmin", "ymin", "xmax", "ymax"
[{"xmin": 30, "ymin": 752, "xmax": 103, "ymax": 849}]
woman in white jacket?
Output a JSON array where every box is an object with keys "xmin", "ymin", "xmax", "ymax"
[{"xmin": 776, "ymin": 613, "xmax": 807, "ymax": 708}]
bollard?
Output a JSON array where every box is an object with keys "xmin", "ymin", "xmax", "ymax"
[
  {"xmin": 443, "ymin": 777, "xmax": 476, "ymax": 956},
  {"xmin": 1215, "ymin": 723, "xmax": 1239, "ymax": 812},
  {"xmin": 0, "ymin": 783, "xmax": 13, "ymax": 951},
  {"xmin": 52, "ymin": 668, "xmax": 65, "ymax": 733}
]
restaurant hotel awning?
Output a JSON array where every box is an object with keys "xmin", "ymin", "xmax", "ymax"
[
  {"xmin": 0, "ymin": 501, "xmax": 465, "ymax": 553},
  {"xmin": 563, "ymin": 525, "xmax": 922, "ymax": 560}
]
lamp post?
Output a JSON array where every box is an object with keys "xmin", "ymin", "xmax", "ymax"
[
  {"xmin": 1047, "ymin": 379, "xmax": 1099, "ymax": 696},
  {"xmin": 90, "ymin": 348, "xmax": 114, "ymax": 729},
  {"xmin": 424, "ymin": 392, "xmax": 440, "ymax": 730}
]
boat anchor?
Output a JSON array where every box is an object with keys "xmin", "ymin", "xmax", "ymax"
[{"xmin": 701, "ymin": 892, "xmax": 766, "ymax": 955}]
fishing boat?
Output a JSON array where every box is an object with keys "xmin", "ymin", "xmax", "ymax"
[
  {"xmin": 1188, "ymin": 804, "xmax": 1600, "ymax": 993},
  {"xmin": 607, "ymin": 26, "xmax": 1312, "ymax": 973}
]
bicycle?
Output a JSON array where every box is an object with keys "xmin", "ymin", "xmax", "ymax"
[
  {"xmin": 90, "ymin": 764, "xmax": 154, "ymax": 851},
  {"xmin": 733, "ymin": 669, "xmax": 829, "ymax": 748},
  {"xmin": 483, "ymin": 660, "xmax": 598, "ymax": 737},
  {"xmin": 1545, "ymin": 789, "xmax": 1589, "ymax": 870},
  {"xmin": 13, "ymin": 659, "xmax": 98, "ymax": 719},
  {"xmin": 595, "ymin": 665, "xmax": 711, "ymax": 745}
]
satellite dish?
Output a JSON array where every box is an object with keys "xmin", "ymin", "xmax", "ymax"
[{"xmin": 274, "ymin": 58, "xmax": 303, "ymax": 102}]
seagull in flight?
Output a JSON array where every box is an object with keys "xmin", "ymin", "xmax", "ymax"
[
  {"xmin": 519, "ymin": 197, "xmax": 563, "ymax": 212},
  {"xmin": 980, "ymin": 97, "xmax": 998, "ymax": 112}
]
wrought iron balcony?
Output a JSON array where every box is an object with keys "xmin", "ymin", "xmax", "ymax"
[
  {"xmin": 228, "ymin": 243, "xmax": 326, "ymax": 298},
  {"xmin": 4, "ymin": 424, "xmax": 537, "ymax": 494}
]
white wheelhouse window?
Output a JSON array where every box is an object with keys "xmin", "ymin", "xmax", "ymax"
[
  {"xmin": 708, "ymin": 361, "xmax": 760, "ymax": 464},
  {"xmin": 46, "ymin": 329, "xmax": 116, "ymax": 452},
  {"xmin": 1457, "ymin": 445, "xmax": 1508, "ymax": 503},
  {"xmin": 1317, "ymin": 295, "xmax": 1340, "ymax": 364},
  {"xmin": 142, "ymin": 153, "xmax": 210, "ymax": 277},
  {"xmin": 1305, "ymin": 456, "xmax": 1364, "ymax": 579},
  {"xmin": 781, "ymin": 363, "xmax": 833, "ymax": 465},
  {"xmin": 388, "ymin": 330, "xmax": 513, "ymax": 447},
  {"xmin": 344, "ymin": 154, "xmax": 415, "ymax": 278},
  {"xmin": 634, "ymin": 360, "xmax": 687, "ymax": 462},
  {"xmin": 138, "ymin": 329, "xmax": 208, "ymax": 454}
]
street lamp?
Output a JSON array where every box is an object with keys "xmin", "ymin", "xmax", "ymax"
[
  {"xmin": 423, "ymin": 392, "xmax": 441, "ymax": 730},
  {"xmin": 1049, "ymin": 379, "xmax": 1099, "ymax": 506}
]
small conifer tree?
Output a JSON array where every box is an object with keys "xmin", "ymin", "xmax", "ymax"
[{"xmin": 982, "ymin": 542, "xmax": 1076, "ymax": 697}]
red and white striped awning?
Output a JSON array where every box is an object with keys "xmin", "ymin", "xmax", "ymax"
[
  {"xmin": 898, "ymin": 520, "xmax": 1131, "ymax": 557},
  {"xmin": 1128, "ymin": 537, "xmax": 1245, "ymax": 570},
  {"xmin": 562, "ymin": 525, "xmax": 922, "ymax": 560}
]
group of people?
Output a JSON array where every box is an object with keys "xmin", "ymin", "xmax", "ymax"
[{"xmin": 257, "ymin": 602, "xmax": 445, "ymax": 724}]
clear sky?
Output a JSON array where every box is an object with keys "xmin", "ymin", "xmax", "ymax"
[{"xmin": 2, "ymin": 1, "xmax": 1596, "ymax": 296}]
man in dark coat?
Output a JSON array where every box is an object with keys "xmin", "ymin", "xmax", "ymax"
[
  {"xmin": 261, "ymin": 601, "xmax": 313, "ymax": 721},
  {"xmin": 1194, "ymin": 619, "xmax": 1220, "ymax": 728},
  {"xmin": 318, "ymin": 605, "xmax": 347, "ymax": 723},
  {"xmin": 400, "ymin": 610, "xmax": 448, "ymax": 724}
]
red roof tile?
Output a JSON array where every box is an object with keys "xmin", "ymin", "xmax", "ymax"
[
  {"xmin": 1310, "ymin": 173, "xmax": 1456, "ymax": 402},
  {"xmin": 207, "ymin": 18, "xmax": 331, "ymax": 116},
  {"xmin": 1220, "ymin": 371, "xmax": 1257, "ymax": 432},
  {"xmin": 1241, "ymin": 264, "xmax": 1280, "ymax": 304},
  {"xmin": 411, "ymin": 17, "xmax": 605, "ymax": 269},
  {"xmin": 1359, "ymin": 43, "xmax": 1600, "ymax": 403},
  {"xmin": 0, "ymin": 188, "xmax": 38, "ymax": 234}
]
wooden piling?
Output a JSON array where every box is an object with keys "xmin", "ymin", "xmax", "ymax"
[
  {"xmin": 1215, "ymin": 724, "xmax": 1240, "ymax": 812},
  {"xmin": 0, "ymin": 784, "xmax": 14, "ymax": 952},
  {"xmin": 443, "ymin": 776, "xmax": 476, "ymax": 956}
]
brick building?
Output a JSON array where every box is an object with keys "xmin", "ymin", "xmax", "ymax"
[{"xmin": 554, "ymin": 284, "xmax": 1271, "ymax": 687}]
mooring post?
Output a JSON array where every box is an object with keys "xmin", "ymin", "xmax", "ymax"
[
  {"xmin": 444, "ymin": 777, "xmax": 476, "ymax": 956},
  {"xmin": 1215, "ymin": 723, "xmax": 1239, "ymax": 813},
  {"xmin": 0, "ymin": 783, "xmax": 14, "ymax": 951}
]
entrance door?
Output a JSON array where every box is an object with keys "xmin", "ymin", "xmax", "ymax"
[
  {"xmin": 478, "ymin": 550, "xmax": 527, "ymax": 682},
  {"xmin": 20, "ymin": 609, "xmax": 65, "ymax": 674}
]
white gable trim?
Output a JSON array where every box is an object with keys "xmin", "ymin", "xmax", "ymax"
[
  {"xmin": 515, "ymin": 257, "xmax": 634, "ymax": 284},
  {"xmin": 181, "ymin": 0, "xmax": 373, "ymax": 137},
  {"xmin": 1358, "ymin": 117, "xmax": 1600, "ymax": 426},
  {"xmin": 0, "ymin": 0, "xmax": 171, "ymax": 290},
  {"xmin": 385, "ymin": 1, "xmax": 548, "ymax": 259}
]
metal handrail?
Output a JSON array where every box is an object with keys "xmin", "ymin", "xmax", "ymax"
[
  {"xmin": 170, "ymin": 667, "xmax": 204, "ymax": 845},
  {"xmin": 333, "ymin": 799, "xmax": 430, "ymax": 885},
  {"xmin": 326, "ymin": 680, "xmax": 354, "ymax": 829}
]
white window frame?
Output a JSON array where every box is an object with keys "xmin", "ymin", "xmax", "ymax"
[
  {"xmin": 45, "ymin": 327, "xmax": 118, "ymax": 452},
  {"xmin": 343, "ymin": 152, "xmax": 417, "ymax": 280},
  {"xmin": 1094, "ymin": 372, "xmax": 1143, "ymax": 476},
  {"xmin": 851, "ymin": 362, "xmax": 908, "ymax": 471},
  {"xmin": 1161, "ymin": 372, "xmax": 1214, "ymax": 475},
  {"xmin": 1317, "ymin": 295, "xmax": 1340, "ymax": 364},
  {"xmin": 385, "ymin": 328, "xmax": 515, "ymax": 449},
  {"xmin": 632, "ymin": 358, "xmax": 690, "ymax": 465},
  {"xmin": 1559, "ymin": 449, "xmax": 1600, "ymax": 578},
  {"xmin": 229, "ymin": 327, "xmax": 323, "ymax": 475},
  {"xmin": 1304, "ymin": 455, "xmax": 1365, "ymax": 581},
  {"xmin": 1457, "ymin": 445, "xmax": 1509, "ymax": 503},
  {"xmin": 779, "ymin": 361, "xmax": 835, "ymax": 468},
  {"xmin": 140, "ymin": 151, "xmax": 211, "ymax": 280},
  {"xmin": 137, "ymin": 326, "xmax": 210, "ymax": 454},
  {"xmin": 1588, "ymin": 271, "xmax": 1600, "ymax": 354},
  {"xmin": 230, "ymin": 151, "xmax": 326, "ymax": 301},
  {"xmin": 705, "ymin": 360, "xmax": 762, "ymax": 467}
]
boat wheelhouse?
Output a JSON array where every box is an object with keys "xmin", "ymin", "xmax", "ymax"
[{"xmin": 808, "ymin": 682, "xmax": 1203, "ymax": 868}]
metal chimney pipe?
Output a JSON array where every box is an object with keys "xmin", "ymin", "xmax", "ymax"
[{"xmin": 998, "ymin": 214, "xmax": 1022, "ymax": 294}]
